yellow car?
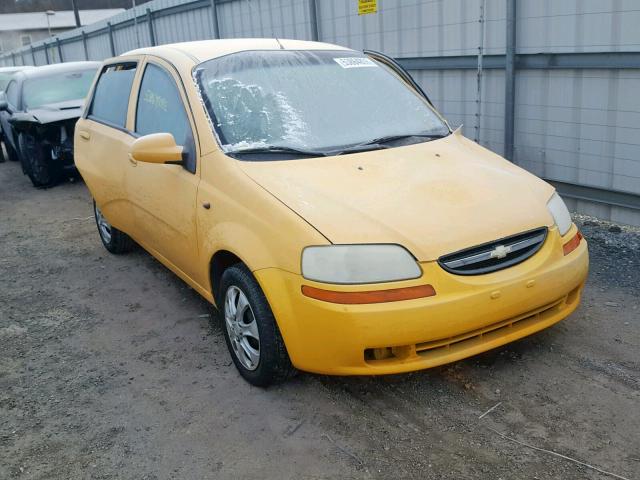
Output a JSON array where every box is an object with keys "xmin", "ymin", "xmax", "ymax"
[{"xmin": 74, "ymin": 39, "xmax": 588, "ymax": 386}]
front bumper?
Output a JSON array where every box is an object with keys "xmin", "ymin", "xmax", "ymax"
[
  {"xmin": 51, "ymin": 140, "xmax": 76, "ymax": 171},
  {"xmin": 255, "ymin": 226, "xmax": 589, "ymax": 375}
]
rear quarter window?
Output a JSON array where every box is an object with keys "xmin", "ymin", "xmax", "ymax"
[{"xmin": 88, "ymin": 62, "xmax": 137, "ymax": 128}]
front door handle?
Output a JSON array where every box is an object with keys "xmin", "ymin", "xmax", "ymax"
[
  {"xmin": 128, "ymin": 154, "xmax": 137, "ymax": 166},
  {"xmin": 78, "ymin": 130, "xmax": 91, "ymax": 140}
]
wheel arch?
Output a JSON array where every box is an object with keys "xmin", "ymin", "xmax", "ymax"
[
  {"xmin": 202, "ymin": 220, "xmax": 294, "ymax": 305},
  {"xmin": 209, "ymin": 249, "xmax": 245, "ymax": 305}
]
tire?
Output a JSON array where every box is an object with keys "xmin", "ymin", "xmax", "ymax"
[
  {"xmin": 219, "ymin": 264, "xmax": 296, "ymax": 387},
  {"xmin": 0, "ymin": 138, "xmax": 5, "ymax": 163},
  {"xmin": 17, "ymin": 133, "xmax": 32, "ymax": 176},
  {"xmin": 93, "ymin": 201, "xmax": 135, "ymax": 254},
  {"xmin": 19, "ymin": 132, "xmax": 61, "ymax": 188}
]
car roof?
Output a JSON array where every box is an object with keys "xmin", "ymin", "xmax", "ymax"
[
  {"xmin": 22, "ymin": 61, "xmax": 101, "ymax": 79},
  {"xmin": 0, "ymin": 66, "xmax": 34, "ymax": 73},
  {"xmin": 124, "ymin": 38, "xmax": 351, "ymax": 64}
]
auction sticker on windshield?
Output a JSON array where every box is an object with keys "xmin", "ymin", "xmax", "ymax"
[{"xmin": 333, "ymin": 57, "xmax": 377, "ymax": 69}]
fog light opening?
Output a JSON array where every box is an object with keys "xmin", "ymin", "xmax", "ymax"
[
  {"xmin": 566, "ymin": 283, "xmax": 582, "ymax": 305},
  {"xmin": 365, "ymin": 347, "xmax": 394, "ymax": 361}
]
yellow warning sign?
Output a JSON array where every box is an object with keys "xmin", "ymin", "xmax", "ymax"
[{"xmin": 358, "ymin": 0, "xmax": 377, "ymax": 15}]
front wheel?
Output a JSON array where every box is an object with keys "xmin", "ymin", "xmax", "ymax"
[
  {"xmin": 219, "ymin": 264, "xmax": 295, "ymax": 387},
  {"xmin": 93, "ymin": 201, "xmax": 135, "ymax": 254},
  {"xmin": 17, "ymin": 133, "xmax": 32, "ymax": 176},
  {"xmin": 19, "ymin": 132, "xmax": 60, "ymax": 187}
]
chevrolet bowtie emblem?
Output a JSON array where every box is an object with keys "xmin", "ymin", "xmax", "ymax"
[{"xmin": 490, "ymin": 244, "xmax": 511, "ymax": 259}]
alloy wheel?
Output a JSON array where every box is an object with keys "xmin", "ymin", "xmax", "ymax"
[
  {"xmin": 224, "ymin": 285, "xmax": 261, "ymax": 370},
  {"xmin": 95, "ymin": 205, "xmax": 112, "ymax": 244}
]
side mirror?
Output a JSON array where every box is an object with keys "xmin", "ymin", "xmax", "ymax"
[
  {"xmin": 130, "ymin": 133, "xmax": 183, "ymax": 164},
  {"xmin": 0, "ymin": 92, "xmax": 8, "ymax": 111}
]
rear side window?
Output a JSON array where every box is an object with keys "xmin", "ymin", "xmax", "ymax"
[
  {"xmin": 135, "ymin": 63, "xmax": 195, "ymax": 172},
  {"xmin": 89, "ymin": 62, "xmax": 136, "ymax": 128}
]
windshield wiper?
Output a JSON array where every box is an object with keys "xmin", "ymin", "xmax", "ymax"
[
  {"xmin": 227, "ymin": 145, "xmax": 328, "ymax": 158},
  {"xmin": 226, "ymin": 132, "xmax": 450, "ymax": 159},
  {"xmin": 334, "ymin": 132, "xmax": 450, "ymax": 155},
  {"xmin": 367, "ymin": 133, "xmax": 449, "ymax": 145}
]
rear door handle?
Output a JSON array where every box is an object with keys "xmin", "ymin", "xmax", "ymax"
[
  {"xmin": 78, "ymin": 130, "xmax": 91, "ymax": 140},
  {"xmin": 128, "ymin": 153, "xmax": 137, "ymax": 166}
]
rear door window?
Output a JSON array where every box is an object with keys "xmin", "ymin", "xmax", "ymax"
[
  {"xmin": 88, "ymin": 62, "xmax": 136, "ymax": 128},
  {"xmin": 135, "ymin": 63, "xmax": 195, "ymax": 173}
]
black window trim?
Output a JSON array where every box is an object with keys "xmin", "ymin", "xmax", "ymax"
[{"xmin": 86, "ymin": 115, "xmax": 136, "ymax": 137}]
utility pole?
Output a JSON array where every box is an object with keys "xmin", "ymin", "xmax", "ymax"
[
  {"xmin": 475, "ymin": 0, "xmax": 486, "ymax": 143},
  {"xmin": 504, "ymin": 0, "xmax": 517, "ymax": 162},
  {"xmin": 132, "ymin": 0, "xmax": 141, "ymax": 48},
  {"xmin": 45, "ymin": 10, "xmax": 55, "ymax": 37},
  {"xmin": 70, "ymin": 0, "xmax": 81, "ymax": 28}
]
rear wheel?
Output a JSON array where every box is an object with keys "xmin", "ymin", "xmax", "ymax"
[
  {"xmin": 219, "ymin": 264, "xmax": 295, "ymax": 387},
  {"xmin": 93, "ymin": 201, "xmax": 135, "ymax": 254}
]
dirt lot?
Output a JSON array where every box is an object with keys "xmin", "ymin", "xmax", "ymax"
[{"xmin": 0, "ymin": 159, "xmax": 639, "ymax": 480}]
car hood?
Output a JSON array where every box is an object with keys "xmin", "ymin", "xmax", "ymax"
[
  {"xmin": 22, "ymin": 99, "xmax": 84, "ymax": 124},
  {"xmin": 238, "ymin": 130, "xmax": 556, "ymax": 261}
]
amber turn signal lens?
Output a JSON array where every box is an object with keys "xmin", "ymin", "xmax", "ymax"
[
  {"xmin": 301, "ymin": 284, "xmax": 436, "ymax": 304},
  {"xmin": 563, "ymin": 231, "xmax": 583, "ymax": 256}
]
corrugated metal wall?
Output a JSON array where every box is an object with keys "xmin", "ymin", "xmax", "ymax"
[
  {"xmin": 318, "ymin": 0, "xmax": 505, "ymax": 56},
  {"xmin": 514, "ymin": 0, "xmax": 640, "ymax": 225},
  {"xmin": 1, "ymin": 0, "xmax": 638, "ymax": 225},
  {"xmin": 218, "ymin": 0, "xmax": 312, "ymax": 39}
]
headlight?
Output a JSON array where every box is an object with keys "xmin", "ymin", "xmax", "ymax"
[
  {"xmin": 301, "ymin": 244, "xmax": 422, "ymax": 284},
  {"xmin": 546, "ymin": 192, "xmax": 572, "ymax": 236}
]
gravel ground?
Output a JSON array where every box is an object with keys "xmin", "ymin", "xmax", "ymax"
[{"xmin": 0, "ymin": 159, "xmax": 639, "ymax": 480}]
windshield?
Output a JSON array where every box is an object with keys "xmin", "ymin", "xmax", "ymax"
[
  {"xmin": 23, "ymin": 68, "xmax": 97, "ymax": 109},
  {"xmin": 0, "ymin": 73, "xmax": 14, "ymax": 91},
  {"xmin": 194, "ymin": 50, "xmax": 449, "ymax": 157}
]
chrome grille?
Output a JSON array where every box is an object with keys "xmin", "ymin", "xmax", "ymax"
[{"xmin": 438, "ymin": 227, "xmax": 548, "ymax": 275}]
